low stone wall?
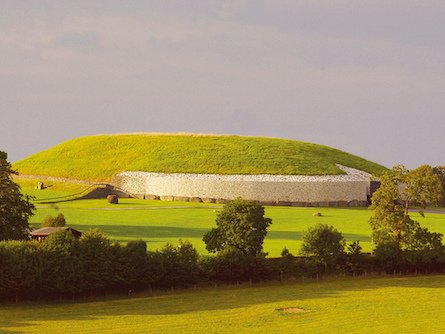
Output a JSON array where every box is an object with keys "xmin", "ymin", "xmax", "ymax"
[{"xmin": 111, "ymin": 165, "xmax": 372, "ymax": 207}]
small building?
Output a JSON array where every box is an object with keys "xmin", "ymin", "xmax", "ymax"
[{"xmin": 30, "ymin": 227, "xmax": 82, "ymax": 241}]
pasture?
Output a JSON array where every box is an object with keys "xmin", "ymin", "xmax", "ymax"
[
  {"xmin": 0, "ymin": 275, "xmax": 444, "ymax": 333},
  {"xmin": 22, "ymin": 182, "xmax": 445, "ymax": 257}
]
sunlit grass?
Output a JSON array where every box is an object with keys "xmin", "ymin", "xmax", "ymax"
[
  {"xmin": 15, "ymin": 179, "xmax": 87, "ymax": 200},
  {"xmin": 12, "ymin": 133, "xmax": 388, "ymax": 182},
  {"xmin": 0, "ymin": 275, "xmax": 443, "ymax": 333},
  {"xmin": 26, "ymin": 196, "xmax": 445, "ymax": 257}
]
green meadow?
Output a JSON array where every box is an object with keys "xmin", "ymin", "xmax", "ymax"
[
  {"xmin": 1, "ymin": 275, "xmax": 444, "ymax": 333},
  {"xmin": 21, "ymin": 182, "xmax": 445, "ymax": 257}
]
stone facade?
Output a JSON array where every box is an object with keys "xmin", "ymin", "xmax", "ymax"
[{"xmin": 111, "ymin": 165, "xmax": 373, "ymax": 207}]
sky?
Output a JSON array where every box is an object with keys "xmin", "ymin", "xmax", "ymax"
[{"xmin": 1, "ymin": 1, "xmax": 444, "ymax": 169}]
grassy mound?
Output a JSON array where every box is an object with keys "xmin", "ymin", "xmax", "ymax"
[{"xmin": 13, "ymin": 133, "xmax": 387, "ymax": 182}]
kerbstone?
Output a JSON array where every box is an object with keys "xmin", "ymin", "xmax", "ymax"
[
  {"xmin": 174, "ymin": 196, "xmax": 190, "ymax": 202},
  {"xmin": 145, "ymin": 194, "xmax": 160, "ymax": 200}
]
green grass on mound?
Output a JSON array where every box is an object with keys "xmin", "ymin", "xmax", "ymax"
[
  {"xmin": 1, "ymin": 275, "xmax": 444, "ymax": 333},
  {"xmin": 13, "ymin": 133, "xmax": 388, "ymax": 182}
]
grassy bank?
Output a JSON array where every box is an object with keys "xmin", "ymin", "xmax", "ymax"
[
  {"xmin": 13, "ymin": 133, "xmax": 388, "ymax": 182},
  {"xmin": 1, "ymin": 275, "xmax": 443, "ymax": 333}
]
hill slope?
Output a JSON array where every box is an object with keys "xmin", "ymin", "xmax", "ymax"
[{"xmin": 13, "ymin": 133, "xmax": 388, "ymax": 182}]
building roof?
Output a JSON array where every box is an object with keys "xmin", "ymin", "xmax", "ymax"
[{"xmin": 30, "ymin": 227, "xmax": 82, "ymax": 238}]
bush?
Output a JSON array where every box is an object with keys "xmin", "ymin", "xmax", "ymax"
[
  {"xmin": 201, "ymin": 247, "xmax": 270, "ymax": 283},
  {"xmin": 119, "ymin": 239, "xmax": 152, "ymax": 290},
  {"xmin": 41, "ymin": 213, "xmax": 66, "ymax": 227},
  {"xmin": 155, "ymin": 240, "xmax": 200, "ymax": 288}
]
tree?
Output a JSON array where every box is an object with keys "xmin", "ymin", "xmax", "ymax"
[
  {"xmin": 202, "ymin": 197, "xmax": 272, "ymax": 256},
  {"xmin": 369, "ymin": 165, "xmax": 443, "ymax": 249},
  {"xmin": 400, "ymin": 165, "xmax": 443, "ymax": 213},
  {"xmin": 0, "ymin": 151, "xmax": 35, "ymax": 240},
  {"xmin": 42, "ymin": 213, "xmax": 66, "ymax": 227},
  {"xmin": 432, "ymin": 166, "xmax": 445, "ymax": 207},
  {"xmin": 39, "ymin": 229, "xmax": 82, "ymax": 296},
  {"xmin": 300, "ymin": 223, "xmax": 345, "ymax": 270},
  {"xmin": 201, "ymin": 247, "xmax": 269, "ymax": 283},
  {"xmin": 157, "ymin": 240, "xmax": 200, "ymax": 288},
  {"xmin": 119, "ymin": 239, "xmax": 151, "ymax": 290},
  {"xmin": 78, "ymin": 228, "xmax": 113, "ymax": 293}
]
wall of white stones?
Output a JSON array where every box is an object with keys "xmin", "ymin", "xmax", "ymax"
[{"xmin": 111, "ymin": 165, "xmax": 372, "ymax": 206}]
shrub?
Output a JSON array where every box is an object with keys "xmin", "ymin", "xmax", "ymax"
[
  {"xmin": 201, "ymin": 247, "xmax": 270, "ymax": 283},
  {"xmin": 41, "ymin": 213, "xmax": 66, "ymax": 227},
  {"xmin": 156, "ymin": 240, "xmax": 200, "ymax": 288}
]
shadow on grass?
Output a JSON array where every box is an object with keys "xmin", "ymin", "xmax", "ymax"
[
  {"xmin": 342, "ymin": 233, "xmax": 372, "ymax": 242},
  {"xmin": 69, "ymin": 224, "xmax": 210, "ymax": 241},
  {"xmin": 64, "ymin": 224, "xmax": 371, "ymax": 247}
]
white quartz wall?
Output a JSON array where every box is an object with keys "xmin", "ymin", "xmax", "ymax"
[{"xmin": 111, "ymin": 165, "xmax": 371, "ymax": 204}]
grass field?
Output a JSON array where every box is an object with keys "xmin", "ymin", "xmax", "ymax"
[
  {"xmin": 12, "ymin": 133, "xmax": 388, "ymax": 182},
  {"xmin": 22, "ymin": 184, "xmax": 445, "ymax": 257},
  {"xmin": 1, "ymin": 275, "xmax": 444, "ymax": 333}
]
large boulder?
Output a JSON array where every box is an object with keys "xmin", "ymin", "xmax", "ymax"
[{"xmin": 107, "ymin": 195, "xmax": 119, "ymax": 204}]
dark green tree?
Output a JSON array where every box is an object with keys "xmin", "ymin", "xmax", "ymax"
[
  {"xmin": 369, "ymin": 165, "xmax": 443, "ymax": 249},
  {"xmin": 39, "ymin": 229, "xmax": 82, "ymax": 296},
  {"xmin": 201, "ymin": 247, "xmax": 269, "ymax": 283},
  {"xmin": 300, "ymin": 223, "xmax": 346, "ymax": 270},
  {"xmin": 78, "ymin": 228, "xmax": 113, "ymax": 293},
  {"xmin": 0, "ymin": 151, "xmax": 35, "ymax": 240},
  {"xmin": 119, "ymin": 239, "xmax": 152, "ymax": 290},
  {"xmin": 202, "ymin": 197, "xmax": 272, "ymax": 256},
  {"xmin": 157, "ymin": 240, "xmax": 200, "ymax": 288},
  {"xmin": 0, "ymin": 240, "xmax": 41, "ymax": 301}
]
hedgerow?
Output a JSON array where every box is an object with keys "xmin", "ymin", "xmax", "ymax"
[{"xmin": 1, "ymin": 228, "xmax": 444, "ymax": 302}]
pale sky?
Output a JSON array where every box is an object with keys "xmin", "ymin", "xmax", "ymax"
[{"xmin": 1, "ymin": 1, "xmax": 445, "ymax": 169}]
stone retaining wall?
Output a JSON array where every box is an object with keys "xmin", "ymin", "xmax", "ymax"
[{"xmin": 111, "ymin": 165, "xmax": 372, "ymax": 207}]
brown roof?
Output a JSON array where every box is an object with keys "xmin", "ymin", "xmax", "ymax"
[{"xmin": 30, "ymin": 227, "xmax": 82, "ymax": 238}]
